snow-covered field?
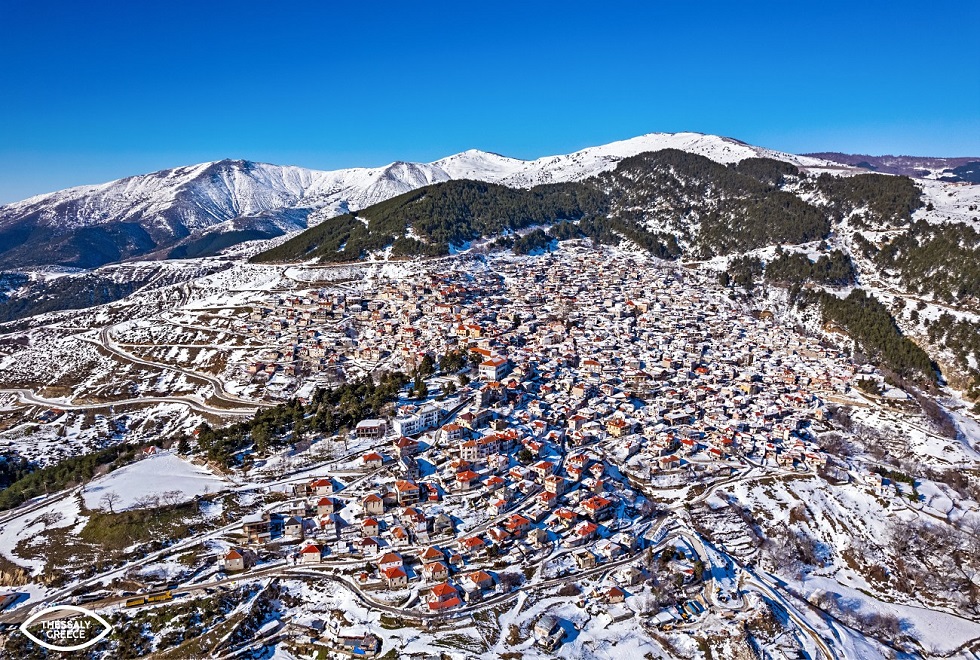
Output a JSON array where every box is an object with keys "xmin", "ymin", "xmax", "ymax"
[{"xmin": 82, "ymin": 452, "xmax": 233, "ymax": 510}]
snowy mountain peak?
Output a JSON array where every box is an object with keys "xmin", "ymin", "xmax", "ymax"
[{"xmin": 430, "ymin": 132, "xmax": 838, "ymax": 190}]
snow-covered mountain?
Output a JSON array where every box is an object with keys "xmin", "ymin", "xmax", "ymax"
[
  {"xmin": 0, "ymin": 158, "xmax": 453, "ymax": 269},
  {"xmin": 0, "ymin": 132, "xmax": 839, "ymax": 270},
  {"xmin": 434, "ymin": 132, "xmax": 836, "ymax": 187}
]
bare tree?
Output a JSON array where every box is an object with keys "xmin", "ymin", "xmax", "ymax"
[
  {"xmin": 132, "ymin": 495, "xmax": 157, "ymax": 510},
  {"xmin": 162, "ymin": 490, "xmax": 183, "ymax": 508},
  {"xmin": 100, "ymin": 492, "xmax": 121, "ymax": 514},
  {"xmin": 496, "ymin": 572, "xmax": 523, "ymax": 590}
]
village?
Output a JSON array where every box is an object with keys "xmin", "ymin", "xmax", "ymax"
[
  {"xmin": 198, "ymin": 246, "xmax": 871, "ymax": 656},
  {"xmin": 2, "ymin": 245, "xmax": 976, "ymax": 659}
]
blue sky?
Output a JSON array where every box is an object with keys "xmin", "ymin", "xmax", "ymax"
[{"xmin": 1, "ymin": 0, "xmax": 977, "ymax": 203}]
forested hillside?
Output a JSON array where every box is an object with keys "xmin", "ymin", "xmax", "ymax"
[
  {"xmin": 253, "ymin": 180, "xmax": 606, "ymax": 263},
  {"xmin": 813, "ymin": 172, "xmax": 923, "ymax": 227},
  {"xmin": 254, "ymin": 149, "xmax": 841, "ymax": 263},
  {"xmin": 867, "ymin": 221, "xmax": 980, "ymax": 304}
]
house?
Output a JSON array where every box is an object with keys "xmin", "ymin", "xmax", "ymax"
[
  {"xmin": 596, "ymin": 539, "xmax": 623, "ymax": 560},
  {"xmin": 458, "ymin": 536, "xmax": 486, "ymax": 556},
  {"xmin": 680, "ymin": 437, "xmax": 699, "ymax": 455},
  {"xmin": 424, "ymin": 482, "xmax": 443, "ymax": 503},
  {"xmin": 400, "ymin": 507, "xmax": 427, "ymax": 531},
  {"xmin": 299, "ymin": 544, "xmax": 323, "ymax": 564},
  {"xmin": 377, "ymin": 552, "xmax": 403, "ymax": 572},
  {"xmin": 589, "ymin": 462, "xmax": 605, "ymax": 480},
  {"xmin": 509, "ymin": 466, "xmax": 530, "ymax": 482},
  {"xmin": 390, "ymin": 525, "xmax": 411, "ymax": 548},
  {"xmin": 530, "ymin": 460, "xmax": 555, "ymax": 480},
  {"xmin": 398, "ymin": 456, "xmax": 420, "ymax": 480},
  {"xmin": 528, "ymin": 527, "xmax": 550, "ymax": 548},
  {"xmin": 544, "ymin": 474, "xmax": 566, "ymax": 495},
  {"xmin": 221, "ymin": 548, "xmax": 253, "ymax": 572},
  {"xmin": 394, "ymin": 480, "xmax": 420, "ymax": 505},
  {"xmin": 487, "ymin": 526, "xmax": 510, "ymax": 544},
  {"xmin": 573, "ymin": 549, "xmax": 597, "ymax": 569},
  {"xmin": 553, "ymin": 508, "xmax": 578, "ymax": 528},
  {"xmin": 362, "ymin": 452, "xmax": 385, "ymax": 469},
  {"xmin": 581, "ymin": 495, "xmax": 614, "ymax": 521},
  {"xmin": 337, "ymin": 633, "xmax": 381, "ymax": 657},
  {"xmin": 479, "ymin": 357, "xmax": 510, "ymax": 382},
  {"xmin": 362, "ymin": 518, "xmax": 380, "ymax": 536},
  {"xmin": 487, "ymin": 453, "xmax": 509, "ymax": 473},
  {"xmin": 392, "ymin": 404, "xmax": 442, "ymax": 437},
  {"xmin": 449, "ymin": 457, "xmax": 472, "ymax": 473},
  {"xmin": 864, "ymin": 472, "xmax": 884, "ymax": 491},
  {"xmin": 484, "ymin": 474, "xmax": 506, "ymax": 491},
  {"xmin": 356, "ymin": 418, "xmax": 387, "ymax": 439},
  {"xmin": 568, "ymin": 414, "xmax": 589, "ymax": 432},
  {"xmin": 242, "ymin": 513, "xmax": 271, "ymax": 543},
  {"xmin": 316, "ymin": 497, "xmax": 339, "ymax": 516},
  {"xmin": 428, "ymin": 582, "xmax": 462, "ymax": 610},
  {"xmin": 611, "ymin": 532, "xmax": 638, "ymax": 553},
  {"xmin": 466, "ymin": 570, "xmax": 494, "ymax": 591},
  {"xmin": 488, "ymin": 498, "xmax": 509, "ymax": 517},
  {"xmin": 524, "ymin": 440, "xmax": 544, "ymax": 457},
  {"xmin": 362, "ymin": 493, "xmax": 385, "ymax": 516},
  {"xmin": 605, "ymin": 418, "xmax": 630, "ymax": 437},
  {"xmin": 534, "ymin": 615, "xmax": 564, "ymax": 650},
  {"xmin": 310, "ymin": 478, "xmax": 334, "ymax": 496},
  {"xmin": 457, "ymin": 409, "xmax": 491, "ymax": 430},
  {"xmin": 504, "ymin": 514, "xmax": 532, "ymax": 537},
  {"xmin": 358, "ymin": 537, "xmax": 380, "ymax": 554},
  {"xmin": 432, "ymin": 513, "xmax": 454, "ymax": 536},
  {"xmin": 459, "ymin": 440, "xmax": 479, "ymax": 462},
  {"xmin": 616, "ymin": 565, "xmax": 645, "ymax": 586},
  {"xmin": 382, "ymin": 566, "xmax": 408, "ymax": 588},
  {"xmin": 283, "ymin": 498, "xmax": 310, "ymax": 518},
  {"xmin": 441, "ymin": 423, "xmax": 463, "ymax": 443},
  {"xmin": 421, "ymin": 561, "xmax": 449, "ymax": 582},
  {"xmin": 537, "ymin": 490, "xmax": 558, "ymax": 509},
  {"xmin": 604, "ymin": 585, "xmax": 626, "ymax": 604},
  {"xmin": 419, "ymin": 546, "xmax": 446, "ymax": 564},
  {"xmin": 393, "ymin": 435, "xmax": 420, "ymax": 456},
  {"xmin": 456, "ymin": 469, "xmax": 480, "ymax": 491},
  {"xmin": 571, "ymin": 521, "xmax": 598, "ymax": 545},
  {"xmin": 805, "ymin": 451, "xmax": 828, "ymax": 468},
  {"xmin": 283, "ymin": 516, "xmax": 304, "ymax": 540}
]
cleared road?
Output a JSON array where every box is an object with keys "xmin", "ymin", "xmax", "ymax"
[{"xmin": 0, "ymin": 388, "xmax": 256, "ymax": 418}]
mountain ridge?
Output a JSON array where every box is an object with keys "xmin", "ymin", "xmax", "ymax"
[
  {"xmin": 0, "ymin": 133, "xmax": 844, "ymax": 270},
  {"xmin": 804, "ymin": 152, "xmax": 980, "ymax": 183}
]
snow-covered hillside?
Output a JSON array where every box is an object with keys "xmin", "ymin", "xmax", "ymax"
[{"xmin": 435, "ymin": 132, "xmax": 837, "ymax": 187}]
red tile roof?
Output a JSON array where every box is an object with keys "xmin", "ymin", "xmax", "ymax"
[{"xmin": 431, "ymin": 582, "xmax": 457, "ymax": 598}]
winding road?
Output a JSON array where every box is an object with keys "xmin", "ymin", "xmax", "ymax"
[
  {"xmin": 0, "ymin": 388, "xmax": 257, "ymax": 418},
  {"xmin": 89, "ymin": 327, "xmax": 272, "ymax": 410}
]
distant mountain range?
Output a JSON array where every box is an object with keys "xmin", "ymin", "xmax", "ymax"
[
  {"xmin": 804, "ymin": 153, "xmax": 980, "ymax": 182},
  {"xmin": 0, "ymin": 133, "xmax": 838, "ymax": 271},
  {"xmin": 0, "ymin": 133, "xmax": 975, "ymax": 272}
]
